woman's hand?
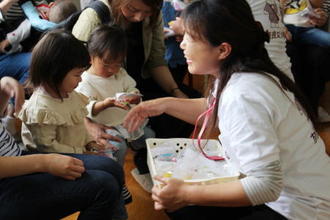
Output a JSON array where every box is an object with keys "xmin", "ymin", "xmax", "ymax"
[
  {"xmin": 309, "ymin": 8, "xmax": 328, "ymax": 27},
  {"xmin": 152, "ymin": 176, "xmax": 189, "ymax": 211},
  {"xmin": 84, "ymin": 118, "xmax": 122, "ymax": 148},
  {"xmin": 0, "ymin": 76, "xmax": 25, "ymax": 115},
  {"xmin": 123, "ymin": 98, "xmax": 168, "ymax": 132},
  {"xmin": 44, "ymin": 154, "xmax": 85, "ymax": 180}
]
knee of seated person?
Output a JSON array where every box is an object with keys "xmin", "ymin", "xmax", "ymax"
[
  {"xmin": 92, "ymin": 155, "xmax": 124, "ymax": 183},
  {"xmin": 86, "ymin": 170, "xmax": 121, "ymax": 199}
]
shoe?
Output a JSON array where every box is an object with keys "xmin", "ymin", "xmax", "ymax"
[
  {"xmin": 130, "ymin": 168, "xmax": 153, "ymax": 193},
  {"xmin": 122, "ymin": 184, "xmax": 132, "ymax": 204},
  {"xmin": 318, "ymin": 107, "xmax": 330, "ymax": 123}
]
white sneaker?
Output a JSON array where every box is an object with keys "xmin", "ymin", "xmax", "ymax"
[
  {"xmin": 130, "ymin": 168, "xmax": 153, "ymax": 193},
  {"xmin": 318, "ymin": 107, "xmax": 330, "ymax": 123}
]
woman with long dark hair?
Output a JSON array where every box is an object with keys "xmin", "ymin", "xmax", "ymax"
[{"xmin": 123, "ymin": 0, "xmax": 330, "ymax": 219}]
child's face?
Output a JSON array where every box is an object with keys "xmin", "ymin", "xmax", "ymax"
[
  {"xmin": 90, "ymin": 55, "xmax": 123, "ymax": 78},
  {"xmin": 59, "ymin": 67, "xmax": 84, "ymax": 96}
]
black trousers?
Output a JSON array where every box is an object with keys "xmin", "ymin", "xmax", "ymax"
[
  {"xmin": 166, "ymin": 205, "xmax": 287, "ymax": 220},
  {"xmin": 286, "ymin": 42, "xmax": 330, "ymax": 115}
]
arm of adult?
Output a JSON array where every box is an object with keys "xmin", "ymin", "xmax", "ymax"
[
  {"xmin": 0, "ymin": 153, "xmax": 85, "ymax": 180},
  {"xmin": 0, "ymin": 0, "xmax": 18, "ymax": 14},
  {"xmin": 123, "ymin": 97, "xmax": 206, "ymax": 132},
  {"xmin": 146, "ymin": 13, "xmax": 188, "ymax": 98},
  {"xmin": 0, "ymin": 76, "xmax": 24, "ymax": 116},
  {"xmin": 151, "ymin": 66, "xmax": 188, "ymax": 98}
]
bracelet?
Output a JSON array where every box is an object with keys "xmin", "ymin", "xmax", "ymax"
[{"xmin": 170, "ymin": 87, "xmax": 180, "ymax": 94}]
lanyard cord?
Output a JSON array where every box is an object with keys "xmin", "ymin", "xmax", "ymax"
[{"xmin": 192, "ymin": 100, "xmax": 224, "ymax": 161}]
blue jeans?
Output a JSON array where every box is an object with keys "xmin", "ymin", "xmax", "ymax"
[
  {"xmin": 286, "ymin": 24, "xmax": 330, "ymax": 48},
  {"xmin": 0, "ymin": 153, "xmax": 124, "ymax": 220},
  {"xmin": 0, "ymin": 52, "xmax": 31, "ymax": 84}
]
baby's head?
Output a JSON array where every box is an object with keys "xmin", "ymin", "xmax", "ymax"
[
  {"xmin": 48, "ymin": 0, "xmax": 78, "ymax": 23},
  {"xmin": 30, "ymin": 29, "xmax": 90, "ymax": 99},
  {"xmin": 87, "ymin": 24, "xmax": 127, "ymax": 78}
]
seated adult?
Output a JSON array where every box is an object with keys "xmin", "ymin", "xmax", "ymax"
[
  {"xmin": 123, "ymin": 0, "xmax": 330, "ymax": 219},
  {"xmin": 0, "ymin": 76, "xmax": 123, "ymax": 219}
]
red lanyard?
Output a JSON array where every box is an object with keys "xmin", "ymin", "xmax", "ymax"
[{"xmin": 192, "ymin": 99, "xmax": 225, "ymax": 161}]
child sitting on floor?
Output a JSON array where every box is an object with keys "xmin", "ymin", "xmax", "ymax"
[{"xmin": 75, "ymin": 24, "xmax": 155, "ymax": 192}]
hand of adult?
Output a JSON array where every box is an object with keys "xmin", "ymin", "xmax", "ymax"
[
  {"xmin": 84, "ymin": 118, "xmax": 122, "ymax": 148},
  {"xmin": 0, "ymin": 39, "xmax": 10, "ymax": 53},
  {"xmin": 169, "ymin": 17, "xmax": 184, "ymax": 36},
  {"xmin": 123, "ymin": 98, "xmax": 167, "ymax": 132},
  {"xmin": 0, "ymin": 76, "xmax": 25, "ymax": 114},
  {"xmin": 152, "ymin": 176, "xmax": 188, "ymax": 211},
  {"xmin": 309, "ymin": 8, "xmax": 328, "ymax": 27},
  {"xmin": 44, "ymin": 154, "xmax": 85, "ymax": 180}
]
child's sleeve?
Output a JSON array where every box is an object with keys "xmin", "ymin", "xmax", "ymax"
[{"xmin": 29, "ymin": 124, "xmax": 85, "ymax": 154}]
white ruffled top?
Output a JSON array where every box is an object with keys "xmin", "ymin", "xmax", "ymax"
[{"xmin": 18, "ymin": 89, "xmax": 92, "ymax": 154}]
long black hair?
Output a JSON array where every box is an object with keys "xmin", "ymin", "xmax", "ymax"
[{"xmin": 181, "ymin": 0, "xmax": 316, "ymax": 127}]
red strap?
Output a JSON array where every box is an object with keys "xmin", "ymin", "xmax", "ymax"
[{"xmin": 192, "ymin": 100, "xmax": 224, "ymax": 161}]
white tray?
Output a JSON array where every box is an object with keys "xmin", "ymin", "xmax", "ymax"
[{"xmin": 146, "ymin": 138, "xmax": 240, "ymax": 186}]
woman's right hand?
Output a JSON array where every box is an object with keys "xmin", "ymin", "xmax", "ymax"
[
  {"xmin": 84, "ymin": 118, "xmax": 122, "ymax": 148},
  {"xmin": 44, "ymin": 154, "xmax": 85, "ymax": 180},
  {"xmin": 123, "ymin": 98, "xmax": 168, "ymax": 132}
]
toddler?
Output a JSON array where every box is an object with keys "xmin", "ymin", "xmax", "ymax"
[{"xmin": 75, "ymin": 24, "xmax": 155, "ymax": 193}]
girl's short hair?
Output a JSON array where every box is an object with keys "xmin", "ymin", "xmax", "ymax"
[
  {"xmin": 87, "ymin": 24, "xmax": 127, "ymax": 61},
  {"xmin": 29, "ymin": 29, "xmax": 90, "ymax": 98}
]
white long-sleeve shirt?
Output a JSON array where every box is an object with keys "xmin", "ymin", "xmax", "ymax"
[{"xmin": 217, "ymin": 72, "xmax": 330, "ymax": 219}]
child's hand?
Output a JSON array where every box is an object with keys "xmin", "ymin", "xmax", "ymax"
[{"xmin": 44, "ymin": 154, "xmax": 85, "ymax": 180}]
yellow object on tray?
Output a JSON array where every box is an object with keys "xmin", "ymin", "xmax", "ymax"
[{"xmin": 146, "ymin": 138, "xmax": 240, "ymax": 186}]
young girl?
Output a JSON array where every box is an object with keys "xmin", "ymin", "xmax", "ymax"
[
  {"xmin": 123, "ymin": 0, "xmax": 330, "ymax": 219},
  {"xmin": 75, "ymin": 24, "xmax": 155, "ymax": 192},
  {"xmin": 18, "ymin": 29, "xmax": 94, "ymax": 154},
  {"xmin": 0, "ymin": 76, "xmax": 123, "ymax": 219},
  {"xmin": 18, "ymin": 29, "xmax": 128, "ymax": 219}
]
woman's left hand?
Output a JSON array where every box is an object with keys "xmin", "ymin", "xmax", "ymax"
[{"xmin": 151, "ymin": 176, "xmax": 189, "ymax": 211}]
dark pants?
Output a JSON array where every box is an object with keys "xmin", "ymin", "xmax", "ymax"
[
  {"xmin": 167, "ymin": 205, "xmax": 287, "ymax": 220},
  {"xmin": 0, "ymin": 153, "xmax": 123, "ymax": 220},
  {"xmin": 286, "ymin": 42, "xmax": 330, "ymax": 115},
  {"xmin": 0, "ymin": 52, "xmax": 31, "ymax": 84}
]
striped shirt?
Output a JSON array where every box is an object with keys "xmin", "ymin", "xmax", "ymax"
[
  {"xmin": 0, "ymin": 123, "xmax": 21, "ymax": 156},
  {"xmin": 323, "ymin": 0, "xmax": 330, "ymax": 14}
]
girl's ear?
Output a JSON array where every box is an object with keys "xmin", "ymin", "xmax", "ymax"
[{"xmin": 217, "ymin": 42, "xmax": 232, "ymax": 60}]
